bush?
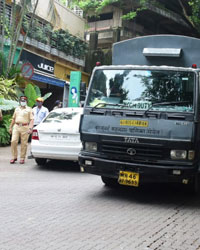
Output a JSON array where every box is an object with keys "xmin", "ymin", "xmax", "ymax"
[{"xmin": 0, "ymin": 114, "xmax": 12, "ymax": 146}]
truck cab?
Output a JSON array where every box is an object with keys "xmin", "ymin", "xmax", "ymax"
[{"xmin": 79, "ymin": 35, "xmax": 200, "ymax": 192}]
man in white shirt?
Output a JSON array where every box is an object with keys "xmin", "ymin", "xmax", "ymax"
[{"xmin": 33, "ymin": 97, "xmax": 49, "ymax": 126}]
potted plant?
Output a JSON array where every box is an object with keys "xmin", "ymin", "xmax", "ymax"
[
  {"xmin": 58, "ymin": 50, "xmax": 66, "ymax": 59},
  {"xmin": 30, "ymin": 38, "xmax": 38, "ymax": 47},
  {"xmin": 50, "ymin": 30, "xmax": 59, "ymax": 55},
  {"xmin": 43, "ymin": 24, "xmax": 52, "ymax": 53}
]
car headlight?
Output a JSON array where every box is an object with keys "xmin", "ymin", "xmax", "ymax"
[
  {"xmin": 170, "ymin": 150, "xmax": 187, "ymax": 160},
  {"xmin": 85, "ymin": 142, "xmax": 97, "ymax": 152}
]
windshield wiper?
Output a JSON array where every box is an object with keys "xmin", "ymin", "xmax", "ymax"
[
  {"xmin": 91, "ymin": 102, "xmax": 128, "ymax": 111},
  {"xmin": 144, "ymin": 101, "xmax": 191, "ymax": 114}
]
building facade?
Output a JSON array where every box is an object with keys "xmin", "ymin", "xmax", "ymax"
[
  {"xmin": 85, "ymin": 1, "xmax": 195, "ymax": 50},
  {"xmin": 2, "ymin": 0, "xmax": 89, "ymax": 110}
]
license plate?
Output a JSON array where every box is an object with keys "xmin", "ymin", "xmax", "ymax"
[
  {"xmin": 50, "ymin": 134, "xmax": 68, "ymax": 140},
  {"xmin": 118, "ymin": 171, "xmax": 139, "ymax": 187}
]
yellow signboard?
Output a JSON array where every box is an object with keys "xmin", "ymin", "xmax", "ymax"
[{"xmin": 120, "ymin": 120, "xmax": 149, "ymax": 127}]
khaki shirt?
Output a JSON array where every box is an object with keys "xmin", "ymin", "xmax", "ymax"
[{"xmin": 13, "ymin": 106, "xmax": 34, "ymax": 124}]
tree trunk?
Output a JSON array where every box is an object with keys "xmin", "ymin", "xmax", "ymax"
[
  {"xmin": 7, "ymin": 0, "xmax": 26, "ymax": 73},
  {"xmin": 6, "ymin": 0, "xmax": 17, "ymax": 73},
  {"xmin": 15, "ymin": 0, "xmax": 39, "ymax": 67},
  {"xmin": 0, "ymin": 0, "xmax": 6, "ymax": 52}
]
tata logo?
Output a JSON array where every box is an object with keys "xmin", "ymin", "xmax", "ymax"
[
  {"xmin": 127, "ymin": 148, "xmax": 137, "ymax": 156},
  {"xmin": 38, "ymin": 63, "xmax": 54, "ymax": 73},
  {"xmin": 124, "ymin": 137, "xmax": 139, "ymax": 144}
]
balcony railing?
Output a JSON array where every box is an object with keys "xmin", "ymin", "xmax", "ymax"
[
  {"xmin": 88, "ymin": 19, "xmax": 114, "ymax": 32},
  {"xmin": 18, "ymin": 35, "xmax": 85, "ymax": 67}
]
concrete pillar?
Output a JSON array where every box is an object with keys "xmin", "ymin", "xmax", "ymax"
[
  {"xmin": 113, "ymin": 27, "xmax": 121, "ymax": 43},
  {"xmin": 89, "ymin": 32, "xmax": 98, "ymax": 50}
]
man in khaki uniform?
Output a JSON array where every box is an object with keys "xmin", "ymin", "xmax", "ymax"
[{"xmin": 9, "ymin": 96, "xmax": 34, "ymax": 164}]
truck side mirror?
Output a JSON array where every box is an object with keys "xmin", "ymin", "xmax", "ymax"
[{"xmin": 80, "ymin": 82, "xmax": 86, "ymax": 101}]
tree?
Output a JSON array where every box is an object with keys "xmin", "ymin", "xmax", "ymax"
[
  {"xmin": 72, "ymin": 0, "xmax": 200, "ymax": 36},
  {"xmin": 0, "ymin": 0, "xmax": 39, "ymax": 77}
]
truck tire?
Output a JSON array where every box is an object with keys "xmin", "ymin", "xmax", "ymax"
[
  {"xmin": 101, "ymin": 176, "xmax": 118, "ymax": 187},
  {"xmin": 35, "ymin": 158, "xmax": 47, "ymax": 166},
  {"xmin": 187, "ymin": 175, "xmax": 199, "ymax": 194}
]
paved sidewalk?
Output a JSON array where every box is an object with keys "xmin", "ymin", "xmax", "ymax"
[{"xmin": 0, "ymin": 145, "xmax": 200, "ymax": 250}]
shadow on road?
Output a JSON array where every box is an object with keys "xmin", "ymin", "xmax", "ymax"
[
  {"xmin": 35, "ymin": 160, "xmax": 80, "ymax": 173},
  {"xmin": 94, "ymin": 182, "xmax": 200, "ymax": 208}
]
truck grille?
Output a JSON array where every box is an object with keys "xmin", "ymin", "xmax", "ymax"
[{"xmin": 101, "ymin": 141, "xmax": 164, "ymax": 161}]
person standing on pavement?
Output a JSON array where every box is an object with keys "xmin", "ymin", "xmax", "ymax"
[
  {"xmin": 33, "ymin": 97, "xmax": 49, "ymax": 126},
  {"xmin": 9, "ymin": 96, "xmax": 34, "ymax": 164}
]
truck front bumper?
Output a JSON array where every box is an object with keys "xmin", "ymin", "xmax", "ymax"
[{"xmin": 79, "ymin": 154, "xmax": 198, "ymax": 184}]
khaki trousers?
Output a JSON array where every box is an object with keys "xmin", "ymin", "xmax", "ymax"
[{"xmin": 11, "ymin": 124, "xmax": 30, "ymax": 160}]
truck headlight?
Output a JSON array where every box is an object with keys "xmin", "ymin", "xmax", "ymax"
[
  {"xmin": 188, "ymin": 150, "xmax": 195, "ymax": 160},
  {"xmin": 170, "ymin": 150, "xmax": 187, "ymax": 160},
  {"xmin": 85, "ymin": 142, "xmax": 97, "ymax": 152}
]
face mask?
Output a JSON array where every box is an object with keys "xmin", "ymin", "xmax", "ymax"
[
  {"xmin": 36, "ymin": 102, "xmax": 42, "ymax": 107},
  {"xmin": 20, "ymin": 101, "xmax": 27, "ymax": 107}
]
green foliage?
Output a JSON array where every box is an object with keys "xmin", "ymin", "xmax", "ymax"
[
  {"xmin": 0, "ymin": 77, "xmax": 18, "ymax": 100},
  {"xmin": 0, "ymin": 47, "xmax": 22, "ymax": 80},
  {"xmin": 34, "ymin": 85, "xmax": 41, "ymax": 97},
  {"xmin": 72, "ymin": 0, "xmax": 148, "ymax": 19},
  {"xmin": 0, "ymin": 0, "xmax": 39, "ymax": 77},
  {"xmin": 42, "ymin": 92, "xmax": 52, "ymax": 101},
  {"xmin": 22, "ymin": 14, "xmax": 88, "ymax": 58},
  {"xmin": 0, "ymin": 98, "xmax": 18, "ymax": 111},
  {"xmin": 24, "ymin": 83, "xmax": 52, "ymax": 107},
  {"xmin": 188, "ymin": 0, "xmax": 200, "ymax": 32},
  {"xmin": 60, "ymin": 0, "xmax": 67, "ymax": 5},
  {"xmin": 73, "ymin": 0, "xmax": 200, "ymax": 34},
  {"xmin": 0, "ymin": 114, "xmax": 12, "ymax": 146},
  {"xmin": 7, "ymin": 64, "xmax": 22, "ymax": 79},
  {"xmin": 22, "ymin": 17, "xmax": 88, "ymax": 58},
  {"xmin": 73, "ymin": 0, "xmax": 119, "ymax": 14},
  {"xmin": 0, "ymin": 14, "xmax": 11, "ymax": 40},
  {"xmin": 24, "ymin": 83, "xmax": 38, "ymax": 107},
  {"xmin": 50, "ymin": 29, "xmax": 88, "ymax": 59},
  {"xmin": 22, "ymin": 18, "xmax": 50, "ymax": 44},
  {"xmin": 0, "ymin": 51, "xmax": 7, "ymax": 77},
  {"xmin": 122, "ymin": 11, "xmax": 137, "ymax": 20}
]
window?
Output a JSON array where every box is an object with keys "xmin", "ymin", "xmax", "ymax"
[{"xmin": 87, "ymin": 69, "xmax": 195, "ymax": 113}]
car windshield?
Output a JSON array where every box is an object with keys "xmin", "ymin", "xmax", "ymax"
[
  {"xmin": 43, "ymin": 111, "xmax": 81, "ymax": 123},
  {"xmin": 86, "ymin": 69, "xmax": 195, "ymax": 113}
]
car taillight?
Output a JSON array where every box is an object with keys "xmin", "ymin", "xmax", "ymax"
[{"xmin": 32, "ymin": 129, "xmax": 39, "ymax": 140}]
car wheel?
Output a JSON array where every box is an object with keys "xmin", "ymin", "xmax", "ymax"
[
  {"xmin": 35, "ymin": 158, "xmax": 47, "ymax": 166},
  {"xmin": 101, "ymin": 176, "xmax": 118, "ymax": 187}
]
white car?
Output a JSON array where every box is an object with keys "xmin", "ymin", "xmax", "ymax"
[{"xmin": 31, "ymin": 107, "xmax": 83, "ymax": 166}]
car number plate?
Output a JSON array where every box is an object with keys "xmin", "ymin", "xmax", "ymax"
[
  {"xmin": 118, "ymin": 171, "xmax": 139, "ymax": 187},
  {"xmin": 50, "ymin": 134, "xmax": 68, "ymax": 140}
]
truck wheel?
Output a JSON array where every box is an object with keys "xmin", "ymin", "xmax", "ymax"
[
  {"xmin": 187, "ymin": 175, "xmax": 199, "ymax": 194},
  {"xmin": 101, "ymin": 176, "xmax": 118, "ymax": 187},
  {"xmin": 35, "ymin": 158, "xmax": 47, "ymax": 166}
]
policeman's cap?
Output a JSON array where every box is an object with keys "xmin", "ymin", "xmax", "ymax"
[{"xmin": 20, "ymin": 96, "xmax": 27, "ymax": 101}]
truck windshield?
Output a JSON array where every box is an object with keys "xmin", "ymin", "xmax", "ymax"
[{"xmin": 86, "ymin": 69, "xmax": 195, "ymax": 112}]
